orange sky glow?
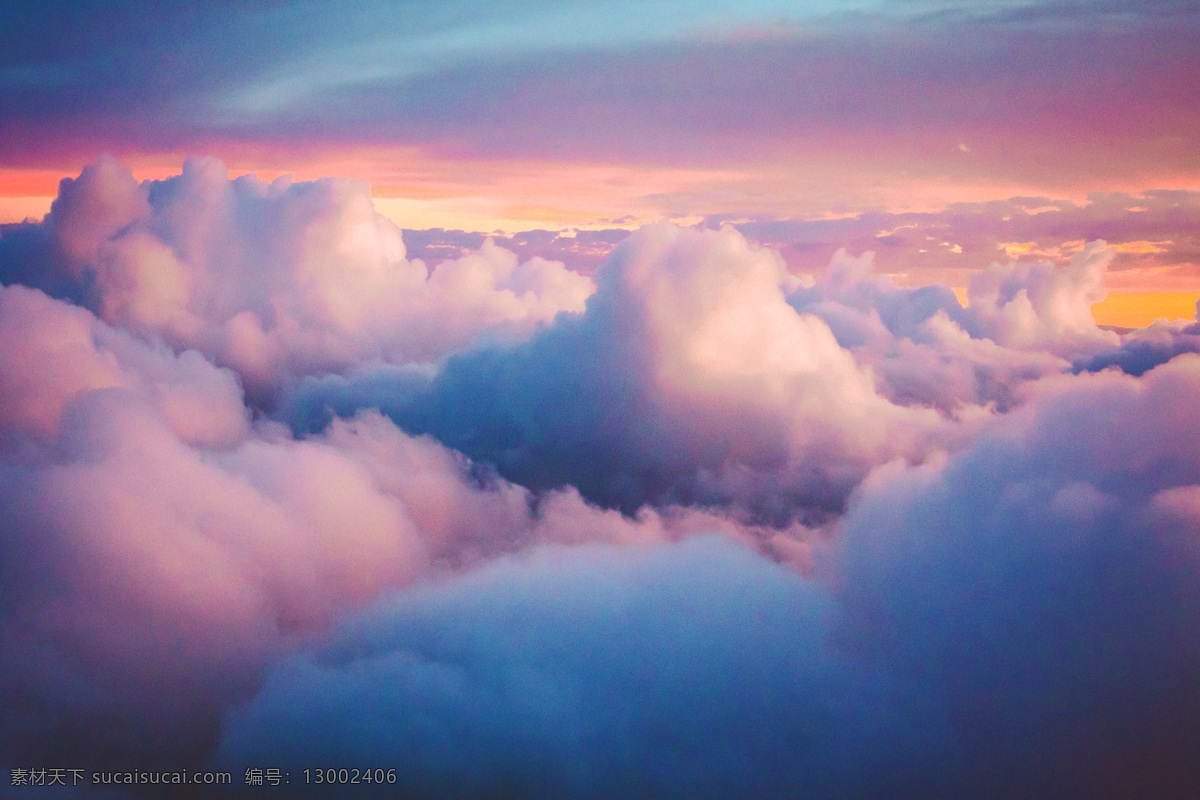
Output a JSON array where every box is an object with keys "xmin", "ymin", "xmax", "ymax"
[{"xmin": 4, "ymin": 150, "xmax": 1199, "ymax": 328}]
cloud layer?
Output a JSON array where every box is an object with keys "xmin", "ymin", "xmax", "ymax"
[
  {"xmin": 0, "ymin": 281, "xmax": 719, "ymax": 771},
  {"xmin": 220, "ymin": 356, "xmax": 1200, "ymax": 799},
  {"xmin": 402, "ymin": 188, "xmax": 1200, "ymax": 299},
  {"xmin": 293, "ymin": 222, "xmax": 1131, "ymax": 520},
  {"xmin": 1, "ymin": 158, "xmax": 1199, "ymax": 797},
  {"xmin": 291, "ymin": 223, "xmax": 963, "ymax": 522},
  {"xmin": 217, "ymin": 537, "xmax": 950, "ymax": 800},
  {"xmin": 836, "ymin": 354, "xmax": 1200, "ymax": 798},
  {"xmin": 0, "ymin": 155, "xmax": 592, "ymax": 400}
]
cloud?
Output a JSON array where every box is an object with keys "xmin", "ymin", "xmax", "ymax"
[
  {"xmin": 725, "ymin": 190, "xmax": 1200, "ymax": 292},
  {"xmin": 1, "ymin": 387, "xmax": 434, "ymax": 767},
  {"xmin": 290, "ymin": 222, "xmax": 956, "ymax": 522},
  {"xmin": 3, "ymin": 155, "xmax": 1200, "ymax": 796},
  {"xmin": 218, "ymin": 354, "xmax": 1200, "ymax": 799},
  {"xmin": 836, "ymin": 353, "xmax": 1200, "ymax": 797},
  {"xmin": 293, "ymin": 228, "xmax": 1132, "ymax": 522},
  {"xmin": 0, "ymin": 284, "xmax": 801, "ymax": 774},
  {"xmin": 401, "ymin": 227, "xmax": 629, "ymax": 278},
  {"xmin": 398, "ymin": 190, "xmax": 1200, "ymax": 308},
  {"xmin": 4, "ymin": 0, "xmax": 1198, "ymax": 206},
  {"xmin": 216, "ymin": 536, "xmax": 952, "ymax": 800},
  {"xmin": 0, "ymin": 282, "xmax": 248, "ymax": 447},
  {"xmin": 1075, "ymin": 303, "xmax": 1200, "ymax": 376},
  {"xmin": 0, "ymin": 156, "xmax": 594, "ymax": 401},
  {"xmin": 784, "ymin": 248, "xmax": 1070, "ymax": 411},
  {"xmin": 959, "ymin": 240, "xmax": 1119, "ymax": 357}
]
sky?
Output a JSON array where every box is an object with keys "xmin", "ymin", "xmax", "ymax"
[
  {"xmin": 2, "ymin": 2, "xmax": 1200, "ymax": 798},
  {"xmin": 3, "ymin": 0, "xmax": 1200, "ymax": 315}
]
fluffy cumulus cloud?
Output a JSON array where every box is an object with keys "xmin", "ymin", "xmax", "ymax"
[
  {"xmin": 785, "ymin": 249, "xmax": 1065, "ymax": 412},
  {"xmin": 961, "ymin": 240, "xmax": 1119, "ymax": 357},
  {"xmin": 294, "ymin": 224, "xmax": 1125, "ymax": 518},
  {"xmin": 2, "ymin": 157, "xmax": 1200, "ymax": 797},
  {"xmin": 291, "ymin": 223, "xmax": 958, "ymax": 522},
  {"xmin": 215, "ymin": 537, "xmax": 951, "ymax": 800},
  {"xmin": 0, "ymin": 287, "xmax": 633, "ymax": 767},
  {"xmin": 0, "ymin": 283, "xmax": 249, "ymax": 447},
  {"xmin": 0, "ymin": 155, "xmax": 593, "ymax": 400},
  {"xmin": 836, "ymin": 354, "xmax": 1200, "ymax": 798},
  {"xmin": 0, "ymin": 281, "xmax": 788, "ymax": 775}
]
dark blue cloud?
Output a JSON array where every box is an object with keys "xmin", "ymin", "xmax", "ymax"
[
  {"xmin": 217, "ymin": 536, "xmax": 954, "ymax": 799},
  {"xmin": 838, "ymin": 354, "xmax": 1200, "ymax": 798},
  {"xmin": 228, "ymin": 355, "xmax": 1200, "ymax": 800}
]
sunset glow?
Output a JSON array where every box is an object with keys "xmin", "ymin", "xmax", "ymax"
[{"xmin": 1092, "ymin": 291, "xmax": 1200, "ymax": 329}]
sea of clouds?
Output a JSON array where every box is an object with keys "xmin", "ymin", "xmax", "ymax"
[{"xmin": 1, "ymin": 157, "xmax": 1198, "ymax": 798}]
